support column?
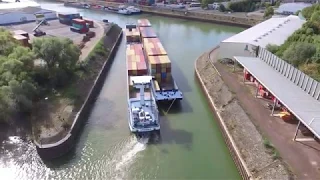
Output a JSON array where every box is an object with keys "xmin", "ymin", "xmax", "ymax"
[
  {"xmin": 270, "ymin": 99, "xmax": 277, "ymax": 116},
  {"xmin": 293, "ymin": 121, "xmax": 301, "ymax": 141},
  {"xmin": 255, "ymin": 85, "xmax": 259, "ymax": 98},
  {"xmin": 233, "ymin": 60, "xmax": 236, "ymax": 72}
]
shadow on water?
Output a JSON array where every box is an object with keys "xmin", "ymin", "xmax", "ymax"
[
  {"xmin": 159, "ymin": 114, "xmax": 193, "ymax": 150},
  {"xmin": 157, "ymin": 99, "xmax": 192, "ymax": 114},
  {"xmin": 170, "ymin": 58, "xmax": 192, "ymax": 93},
  {"xmin": 134, "ymin": 107, "xmax": 193, "ymax": 150}
]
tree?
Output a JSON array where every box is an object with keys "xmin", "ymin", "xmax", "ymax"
[
  {"xmin": 283, "ymin": 43, "xmax": 317, "ymax": 67},
  {"xmin": 266, "ymin": 44, "xmax": 279, "ymax": 54},
  {"xmin": 201, "ymin": 0, "xmax": 211, "ymax": 9},
  {"xmin": 311, "ymin": 11, "xmax": 320, "ymax": 22},
  {"xmin": 264, "ymin": 6, "xmax": 274, "ymax": 18},
  {"xmin": 275, "ymin": 1, "xmax": 280, "ymax": 8},
  {"xmin": 299, "ymin": 63, "xmax": 320, "ymax": 81},
  {"xmin": 0, "ymin": 28, "xmax": 18, "ymax": 56},
  {"xmin": 32, "ymin": 37, "xmax": 80, "ymax": 87},
  {"xmin": 219, "ymin": 4, "xmax": 226, "ymax": 12}
]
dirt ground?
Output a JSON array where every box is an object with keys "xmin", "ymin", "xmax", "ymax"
[{"xmin": 210, "ymin": 48, "xmax": 320, "ymax": 180}]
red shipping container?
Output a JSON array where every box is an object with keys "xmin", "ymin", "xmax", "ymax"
[{"xmin": 72, "ymin": 19, "xmax": 86, "ymax": 24}]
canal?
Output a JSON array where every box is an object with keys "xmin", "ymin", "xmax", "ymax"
[{"xmin": 0, "ymin": 2, "xmax": 245, "ymax": 179}]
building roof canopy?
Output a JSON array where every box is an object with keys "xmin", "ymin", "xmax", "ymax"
[
  {"xmin": 222, "ymin": 15, "xmax": 306, "ymax": 48},
  {"xmin": 234, "ymin": 56, "xmax": 320, "ymax": 138}
]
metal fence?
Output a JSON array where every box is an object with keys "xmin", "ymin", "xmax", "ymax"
[{"xmin": 257, "ymin": 47, "xmax": 320, "ymax": 101}]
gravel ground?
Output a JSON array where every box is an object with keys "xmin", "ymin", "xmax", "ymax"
[{"xmin": 196, "ymin": 52, "xmax": 290, "ymax": 179}]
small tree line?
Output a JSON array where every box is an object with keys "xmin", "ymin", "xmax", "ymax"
[
  {"xmin": 267, "ymin": 4, "xmax": 320, "ymax": 81},
  {"xmin": 199, "ymin": 0, "xmax": 280, "ymax": 17},
  {"xmin": 0, "ymin": 28, "xmax": 80, "ymax": 123}
]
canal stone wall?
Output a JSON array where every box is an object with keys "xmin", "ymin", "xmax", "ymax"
[
  {"xmin": 195, "ymin": 48, "xmax": 291, "ymax": 179},
  {"xmin": 34, "ymin": 24, "xmax": 123, "ymax": 159},
  {"xmin": 138, "ymin": 6, "xmax": 260, "ymax": 27},
  {"xmin": 64, "ymin": 1, "xmax": 261, "ymax": 27}
]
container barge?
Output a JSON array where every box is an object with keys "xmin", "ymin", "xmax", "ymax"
[
  {"xmin": 126, "ymin": 26, "xmax": 160, "ymax": 134},
  {"xmin": 137, "ymin": 19, "xmax": 183, "ymax": 102}
]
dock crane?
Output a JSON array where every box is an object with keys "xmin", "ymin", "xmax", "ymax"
[{"xmin": 32, "ymin": 19, "xmax": 46, "ymax": 37}]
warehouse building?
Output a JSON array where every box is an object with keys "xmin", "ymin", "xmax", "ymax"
[
  {"xmin": 275, "ymin": 3, "xmax": 312, "ymax": 15},
  {"xmin": 0, "ymin": 6, "xmax": 57, "ymax": 25},
  {"xmin": 218, "ymin": 15, "xmax": 305, "ymax": 60}
]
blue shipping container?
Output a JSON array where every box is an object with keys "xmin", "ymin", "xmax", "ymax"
[{"xmin": 161, "ymin": 72, "xmax": 167, "ymax": 79}]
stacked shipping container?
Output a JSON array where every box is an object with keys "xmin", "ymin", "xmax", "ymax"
[
  {"xmin": 143, "ymin": 38, "xmax": 167, "ymax": 56},
  {"xmin": 137, "ymin": 18, "xmax": 172, "ymax": 83},
  {"xmin": 125, "ymin": 27, "xmax": 140, "ymax": 43},
  {"xmin": 139, "ymin": 27, "xmax": 157, "ymax": 38},
  {"xmin": 147, "ymin": 55, "xmax": 172, "ymax": 83},
  {"xmin": 126, "ymin": 44, "xmax": 148, "ymax": 76},
  {"xmin": 58, "ymin": 13, "xmax": 81, "ymax": 25},
  {"xmin": 71, "ymin": 19, "xmax": 89, "ymax": 33}
]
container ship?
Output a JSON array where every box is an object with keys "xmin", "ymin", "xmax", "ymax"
[
  {"xmin": 125, "ymin": 19, "xmax": 183, "ymax": 134},
  {"xmin": 125, "ymin": 24, "xmax": 160, "ymax": 134},
  {"xmin": 137, "ymin": 19, "xmax": 183, "ymax": 102}
]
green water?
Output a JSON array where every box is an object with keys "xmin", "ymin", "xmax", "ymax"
[{"xmin": 0, "ymin": 2, "xmax": 244, "ymax": 179}]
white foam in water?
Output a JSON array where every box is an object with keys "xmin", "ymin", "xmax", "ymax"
[
  {"xmin": 113, "ymin": 136, "xmax": 149, "ymax": 179},
  {"xmin": 115, "ymin": 137, "xmax": 148, "ymax": 170},
  {"xmin": 7, "ymin": 136, "xmax": 22, "ymax": 144}
]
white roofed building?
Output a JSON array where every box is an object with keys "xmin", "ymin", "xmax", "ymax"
[{"xmin": 218, "ymin": 15, "xmax": 306, "ymax": 60}]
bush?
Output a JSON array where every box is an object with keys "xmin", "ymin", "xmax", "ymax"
[
  {"xmin": 228, "ymin": 0, "xmax": 257, "ymax": 12},
  {"xmin": 219, "ymin": 4, "xmax": 226, "ymax": 12},
  {"xmin": 272, "ymin": 4, "xmax": 320, "ymax": 80},
  {"xmin": 266, "ymin": 44, "xmax": 279, "ymax": 54},
  {"xmin": 264, "ymin": 6, "xmax": 274, "ymax": 18}
]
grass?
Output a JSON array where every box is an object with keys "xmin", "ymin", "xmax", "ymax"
[{"xmin": 263, "ymin": 138, "xmax": 281, "ymax": 160}]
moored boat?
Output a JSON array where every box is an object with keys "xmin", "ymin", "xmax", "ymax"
[{"xmin": 126, "ymin": 6, "xmax": 142, "ymax": 14}]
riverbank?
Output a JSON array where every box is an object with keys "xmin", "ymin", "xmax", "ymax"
[
  {"xmin": 195, "ymin": 48, "xmax": 291, "ymax": 179},
  {"xmin": 63, "ymin": 1, "xmax": 262, "ymax": 27},
  {"xmin": 33, "ymin": 23, "xmax": 123, "ymax": 159}
]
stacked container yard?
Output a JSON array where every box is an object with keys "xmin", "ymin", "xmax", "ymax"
[
  {"xmin": 58, "ymin": 13, "xmax": 81, "ymax": 25},
  {"xmin": 137, "ymin": 19, "xmax": 151, "ymax": 27},
  {"xmin": 83, "ymin": 19, "xmax": 94, "ymax": 28},
  {"xmin": 71, "ymin": 19, "xmax": 89, "ymax": 33},
  {"xmin": 125, "ymin": 25, "xmax": 140, "ymax": 43}
]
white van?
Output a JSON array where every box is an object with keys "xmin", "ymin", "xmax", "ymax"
[{"xmin": 188, "ymin": 2, "xmax": 201, "ymax": 10}]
